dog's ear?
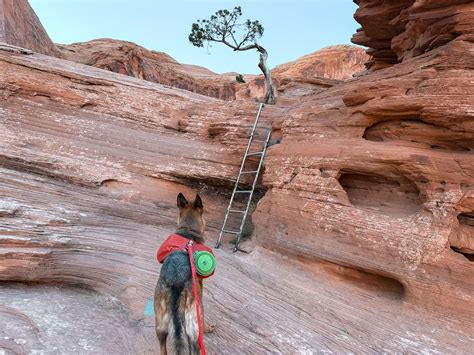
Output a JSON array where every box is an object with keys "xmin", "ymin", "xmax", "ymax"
[
  {"xmin": 177, "ymin": 193, "xmax": 188, "ymax": 208},
  {"xmin": 193, "ymin": 194, "xmax": 203, "ymax": 210}
]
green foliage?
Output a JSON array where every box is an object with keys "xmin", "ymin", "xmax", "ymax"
[
  {"xmin": 188, "ymin": 6, "xmax": 264, "ymax": 51},
  {"xmin": 235, "ymin": 74, "xmax": 246, "ymax": 83}
]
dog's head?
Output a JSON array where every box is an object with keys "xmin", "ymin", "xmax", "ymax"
[{"xmin": 176, "ymin": 193, "xmax": 206, "ymax": 239}]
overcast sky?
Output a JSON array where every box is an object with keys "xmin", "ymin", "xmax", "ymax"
[{"xmin": 29, "ymin": 0, "xmax": 361, "ymax": 74}]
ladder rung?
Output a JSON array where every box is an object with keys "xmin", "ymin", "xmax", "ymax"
[
  {"xmin": 216, "ymin": 104, "xmax": 267, "ymax": 251},
  {"xmin": 223, "ymin": 229, "xmax": 240, "ymax": 234},
  {"xmin": 241, "ymin": 170, "xmax": 259, "ymax": 174},
  {"xmin": 247, "ymin": 151, "xmax": 263, "ymax": 157}
]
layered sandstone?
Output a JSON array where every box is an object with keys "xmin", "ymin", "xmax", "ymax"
[
  {"xmin": 256, "ymin": 38, "xmax": 474, "ymax": 314},
  {"xmin": 1, "ymin": 1, "xmax": 473, "ymax": 354},
  {"xmin": 272, "ymin": 45, "xmax": 368, "ymax": 80},
  {"xmin": 0, "ymin": 47, "xmax": 278, "ymax": 353},
  {"xmin": 59, "ymin": 39, "xmax": 368, "ymax": 102},
  {"xmin": 238, "ymin": 45, "xmax": 369, "ymax": 105},
  {"xmin": 57, "ymin": 38, "xmax": 243, "ymax": 100},
  {"xmin": 255, "ymin": 0, "xmax": 474, "ymax": 316},
  {"xmin": 352, "ymin": 0, "xmax": 474, "ymax": 70}
]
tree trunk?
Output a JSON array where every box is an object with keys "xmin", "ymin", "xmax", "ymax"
[{"xmin": 256, "ymin": 45, "xmax": 275, "ymax": 104}]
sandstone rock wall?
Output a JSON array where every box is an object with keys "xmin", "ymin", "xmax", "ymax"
[
  {"xmin": 255, "ymin": 1, "xmax": 474, "ymax": 314},
  {"xmin": 0, "ymin": 1, "xmax": 473, "ymax": 353},
  {"xmin": 0, "ymin": 48, "xmax": 275, "ymax": 352},
  {"xmin": 58, "ymin": 39, "xmax": 242, "ymax": 100},
  {"xmin": 59, "ymin": 39, "xmax": 368, "ymax": 102},
  {"xmin": 352, "ymin": 0, "xmax": 474, "ymax": 70},
  {"xmin": 0, "ymin": 0, "xmax": 59, "ymax": 56},
  {"xmin": 238, "ymin": 45, "xmax": 369, "ymax": 105},
  {"xmin": 272, "ymin": 45, "xmax": 369, "ymax": 80}
]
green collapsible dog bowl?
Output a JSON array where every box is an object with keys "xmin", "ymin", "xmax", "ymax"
[{"xmin": 194, "ymin": 251, "xmax": 216, "ymax": 277}]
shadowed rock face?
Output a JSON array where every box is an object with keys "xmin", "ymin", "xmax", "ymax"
[
  {"xmin": 352, "ymin": 0, "xmax": 474, "ymax": 70},
  {"xmin": 0, "ymin": 0, "xmax": 59, "ymax": 56},
  {"xmin": 0, "ymin": 1, "xmax": 473, "ymax": 354}
]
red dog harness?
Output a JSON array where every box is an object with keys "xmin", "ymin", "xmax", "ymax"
[
  {"xmin": 157, "ymin": 234, "xmax": 215, "ymax": 278},
  {"xmin": 157, "ymin": 234, "xmax": 214, "ymax": 354}
]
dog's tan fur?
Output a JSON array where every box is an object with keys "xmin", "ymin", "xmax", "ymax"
[{"xmin": 154, "ymin": 193, "xmax": 213, "ymax": 355}]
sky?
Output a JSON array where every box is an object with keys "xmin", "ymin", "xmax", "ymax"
[{"xmin": 29, "ymin": 0, "xmax": 361, "ymax": 74}]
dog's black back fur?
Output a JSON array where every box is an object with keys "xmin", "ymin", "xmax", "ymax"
[
  {"xmin": 160, "ymin": 251, "xmax": 192, "ymax": 288},
  {"xmin": 159, "ymin": 251, "xmax": 191, "ymax": 344}
]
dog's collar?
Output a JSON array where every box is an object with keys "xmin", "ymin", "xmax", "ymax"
[{"xmin": 175, "ymin": 228, "xmax": 204, "ymax": 244}]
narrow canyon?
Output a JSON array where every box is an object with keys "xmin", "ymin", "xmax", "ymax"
[{"xmin": 0, "ymin": 0, "xmax": 473, "ymax": 353}]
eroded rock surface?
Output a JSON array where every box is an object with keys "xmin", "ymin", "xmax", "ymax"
[
  {"xmin": 256, "ymin": 0, "xmax": 474, "ymax": 317},
  {"xmin": 0, "ymin": 283, "xmax": 155, "ymax": 354},
  {"xmin": 58, "ymin": 39, "xmax": 368, "ymax": 102},
  {"xmin": 272, "ymin": 45, "xmax": 369, "ymax": 80},
  {"xmin": 0, "ymin": 1, "xmax": 473, "ymax": 354},
  {"xmin": 0, "ymin": 0, "xmax": 59, "ymax": 57},
  {"xmin": 58, "ymin": 38, "xmax": 243, "ymax": 101},
  {"xmin": 352, "ymin": 0, "xmax": 474, "ymax": 70}
]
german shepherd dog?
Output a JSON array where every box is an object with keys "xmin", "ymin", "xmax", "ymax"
[{"xmin": 154, "ymin": 193, "xmax": 212, "ymax": 354}]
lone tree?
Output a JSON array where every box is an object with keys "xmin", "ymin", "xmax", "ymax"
[{"xmin": 189, "ymin": 6, "xmax": 275, "ymax": 104}]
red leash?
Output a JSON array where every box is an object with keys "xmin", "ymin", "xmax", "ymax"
[{"xmin": 187, "ymin": 241, "xmax": 206, "ymax": 355}]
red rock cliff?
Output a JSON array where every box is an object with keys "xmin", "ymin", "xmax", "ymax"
[
  {"xmin": 0, "ymin": 1, "xmax": 473, "ymax": 353},
  {"xmin": 58, "ymin": 38, "xmax": 242, "ymax": 100},
  {"xmin": 272, "ymin": 45, "xmax": 368, "ymax": 80},
  {"xmin": 0, "ymin": 0, "xmax": 59, "ymax": 56},
  {"xmin": 256, "ymin": 0, "xmax": 474, "ymax": 315},
  {"xmin": 58, "ymin": 39, "xmax": 369, "ymax": 101},
  {"xmin": 352, "ymin": 0, "xmax": 474, "ymax": 70}
]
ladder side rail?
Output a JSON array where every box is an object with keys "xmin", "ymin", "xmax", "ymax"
[
  {"xmin": 216, "ymin": 103, "xmax": 264, "ymax": 248},
  {"xmin": 247, "ymin": 103, "xmax": 265, "ymax": 140},
  {"xmin": 233, "ymin": 129, "xmax": 272, "ymax": 252}
]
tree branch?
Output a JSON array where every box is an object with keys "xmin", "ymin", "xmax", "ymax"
[{"xmin": 235, "ymin": 43, "xmax": 258, "ymax": 51}]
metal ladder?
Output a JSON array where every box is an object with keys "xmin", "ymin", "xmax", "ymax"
[{"xmin": 215, "ymin": 103, "xmax": 271, "ymax": 252}]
